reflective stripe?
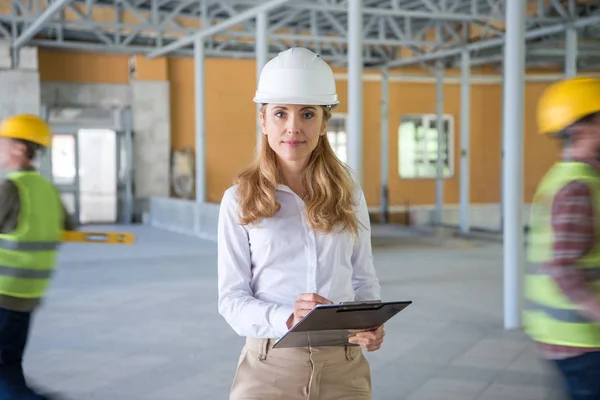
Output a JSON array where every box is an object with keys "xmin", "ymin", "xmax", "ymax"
[
  {"xmin": 0, "ymin": 265, "xmax": 53, "ymax": 280},
  {"xmin": 526, "ymin": 263, "xmax": 600, "ymax": 280},
  {"xmin": 525, "ymin": 299, "xmax": 592, "ymax": 324},
  {"xmin": 0, "ymin": 239, "xmax": 58, "ymax": 251}
]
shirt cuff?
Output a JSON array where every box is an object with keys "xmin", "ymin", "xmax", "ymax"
[
  {"xmin": 273, "ymin": 304, "xmax": 294, "ymax": 337},
  {"xmin": 354, "ymin": 288, "xmax": 381, "ymax": 302}
]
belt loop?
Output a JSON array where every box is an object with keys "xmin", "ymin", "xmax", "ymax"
[{"xmin": 258, "ymin": 339, "xmax": 270, "ymax": 361}]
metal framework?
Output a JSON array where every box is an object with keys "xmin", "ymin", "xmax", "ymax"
[
  {"xmin": 0, "ymin": 0, "xmax": 599, "ymax": 69},
  {"xmin": 3, "ymin": 0, "xmax": 596, "ymax": 333}
]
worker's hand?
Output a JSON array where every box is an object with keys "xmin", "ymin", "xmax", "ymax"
[
  {"xmin": 348, "ymin": 325, "xmax": 385, "ymax": 352},
  {"xmin": 286, "ymin": 293, "xmax": 333, "ymax": 329}
]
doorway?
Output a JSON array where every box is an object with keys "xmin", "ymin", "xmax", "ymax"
[{"xmin": 38, "ymin": 106, "xmax": 134, "ymax": 226}]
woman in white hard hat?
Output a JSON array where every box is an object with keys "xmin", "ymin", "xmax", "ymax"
[{"xmin": 217, "ymin": 47, "xmax": 383, "ymax": 399}]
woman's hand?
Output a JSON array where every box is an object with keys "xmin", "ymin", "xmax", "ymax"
[
  {"xmin": 286, "ymin": 293, "xmax": 332, "ymax": 329},
  {"xmin": 348, "ymin": 325, "xmax": 385, "ymax": 352}
]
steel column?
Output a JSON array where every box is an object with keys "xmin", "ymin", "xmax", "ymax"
[
  {"xmin": 459, "ymin": 48, "xmax": 470, "ymax": 233},
  {"xmin": 380, "ymin": 67, "xmax": 389, "ymax": 224},
  {"xmin": 565, "ymin": 26, "xmax": 577, "ymax": 78},
  {"xmin": 256, "ymin": 11, "xmax": 268, "ymax": 151},
  {"xmin": 123, "ymin": 106, "xmax": 134, "ymax": 224},
  {"xmin": 435, "ymin": 62, "xmax": 444, "ymax": 225},
  {"xmin": 500, "ymin": 54, "xmax": 505, "ymax": 232},
  {"xmin": 348, "ymin": 0, "xmax": 363, "ymax": 184},
  {"xmin": 502, "ymin": 0, "xmax": 527, "ymax": 330},
  {"xmin": 38, "ymin": 105, "xmax": 52, "ymax": 181},
  {"xmin": 194, "ymin": 36, "xmax": 206, "ymax": 204}
]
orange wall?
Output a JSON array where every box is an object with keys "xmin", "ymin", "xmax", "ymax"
[
  {"xmin": 166, "ymin": 62, "xmax": 558, "ymax": 205},
  {"xmin": 524, "ymin": 83, "xmax": 562, "ymax": 200},
  {"xmin": 167, "ymin": 57, "xmax": 258, "ymax": 202},
  {"xmin": 38, "ymin": 49, "xmax": 130, "ymax": 83},
  {"xmin": 38, "ymin": 49, "xmax": 560, "ymax": 205}
]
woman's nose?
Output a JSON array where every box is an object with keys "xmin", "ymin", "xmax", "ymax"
[{"xmin": 286, "ymin": 116, "xmax": 300, "ymax": 134}]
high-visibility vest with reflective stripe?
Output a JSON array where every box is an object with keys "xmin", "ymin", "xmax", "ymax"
[
  {"xmin": 0, "ymin": 171, "xmax": 62, "ymax": 299},
  {"xmin": 524, "ymin": 161, "xmax": 600, "ymax": 347}
]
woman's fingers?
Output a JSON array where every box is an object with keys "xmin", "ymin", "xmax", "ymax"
[
  {"xmin": 295, "ymin": 301, "xmax": 319, "ymax": 311},
  {"xmin": 293, "ymin": 294, "xmax": 333, "ymax": 320},
  {"xmin": 297, "ymin": 293, "xmax": 333, "ymax": 305},
  {"xmin": 348, "ymin": 326, "xmax": 385, "ymax": 351},
  {"xmin": 348, "ymin": 335, "xmax": 384, "ymax": 351}
]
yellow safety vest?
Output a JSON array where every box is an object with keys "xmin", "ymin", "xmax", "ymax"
[
  {"xmin": 0, "ymin": 171, "xmax": 63, "ymax": 299},
  {"xmin": 524, "ymin": 161, "xmax": 600, "ymax": 347}
]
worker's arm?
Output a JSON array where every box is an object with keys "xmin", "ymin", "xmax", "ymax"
[
  {"xmin": 0, "ymin": 180, "xmax": 21, "ymax": 233},
  {"xmin": 548, "ymin": 180, "xmax": 600, "ymax": 323}
]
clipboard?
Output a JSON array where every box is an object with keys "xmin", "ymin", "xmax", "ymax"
[{"xmin": 272, "ymin": 300, "xmax": 412, "ymax": 349}]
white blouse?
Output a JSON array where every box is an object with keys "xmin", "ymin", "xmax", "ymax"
[{"xmin": 217, "ymin": 183, "xmax": 381, "ymax": 339}]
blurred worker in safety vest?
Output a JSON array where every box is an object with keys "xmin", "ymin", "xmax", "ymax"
[
  {"xmin": 0, "ymin": 114, "xmax": 74, "ymax": 399},
  {"xmin": 524, "ymin": 77, "xmax": 600, "ymax": 399}
]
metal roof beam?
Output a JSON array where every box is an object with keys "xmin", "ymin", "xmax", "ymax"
[
  {"xmin": 12, "ymin": 0, "xmax": 75, "ymax": 50},
  {"xmin": 470, "ymin": 53, "xmax": 503, "ymax": 66},
  {"xmin": 529, "ymin": 47, "xmax": 600, "ymax": 57},
  {"xmin": 385, "ymin": 13, "xmax": 600, "ymax": 68},
  {"xmin": 27, "ymin": 37, "xmax": 386, "ymax": 63},
  {"xmin": 0, "ymin": 13, "xmax": 441, "ymax": 48},
  {"xmin": 146, "ymin": 0, "xmax": 292, "ymax": 58},
  {"xmin": 229, "ymin": 1, "xmax": 504, "ymax": 22}
]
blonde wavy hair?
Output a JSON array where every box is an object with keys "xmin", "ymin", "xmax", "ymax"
[{"xmin": 234, "ymin": 105, "xmax": 359, "ymax": 235}]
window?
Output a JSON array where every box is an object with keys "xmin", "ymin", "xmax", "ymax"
[
  {"xmin": 327, "ymin": 114, "xmax": 348, "ymax": 163},
  {"xmin": 398, "ymin": 114, "xmax": 454, "ymax": 179}
]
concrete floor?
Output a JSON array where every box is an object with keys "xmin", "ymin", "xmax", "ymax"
[{"xmin": 22, "ymin": 224, "xmax": 566, "ymax": 400}]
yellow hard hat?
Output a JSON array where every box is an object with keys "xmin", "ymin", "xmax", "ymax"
[
  {"xmin": 537, "ymin": 77, "xmax": 600, "ymax": 135},
  {"xmin": 0, "ymin": 114, "xmax": 52, "ymax": 147}
]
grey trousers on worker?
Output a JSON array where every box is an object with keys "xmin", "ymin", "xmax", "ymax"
[{"xmin": 229, "ymin": 337, "xmax": 372, "ymax": 400}]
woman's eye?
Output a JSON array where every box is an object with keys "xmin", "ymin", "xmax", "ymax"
[
  {"xmin": 303, "ymin": 112, "xmax": 314, "ymax": 119},
  {"xmin": 275, "ymin": 112, "xmax": 285, "ymax": 118}
]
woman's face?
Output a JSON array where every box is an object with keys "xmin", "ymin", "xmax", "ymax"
[{"xmin": 260, "ymin": 104, "xmax": 325, "ymax": 167}]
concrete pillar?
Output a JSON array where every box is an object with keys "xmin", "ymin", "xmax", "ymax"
[
  {"xmin": 348, "ymin": 0, "xmax": 363, "ymax": 184},
  {"xmin": 194, "ymin": 37, "xmax": 206, "ymax": 204},
  {"xmin": 502, "ymin": 0, "xmax": 526, "ymax": 330},
  {"xmin": 0, "ymin": 42, "xmax": 40, "ymax": 120},
  {"xmin": 380, "ymin": 67, "xmax": 389, "ymax": 224},
  {"xmin": 459, "ymin": 49, "xmax": 470, "ymax": 233},
  {"xmin": 256, "ymin": 11, "xmax": 268, "ymax": 151},
  {"xmin": 435, "ymin": 62, "xmax": 444, "ymax": 225},
  {"xmin": 130, "ymin": 56, "xmax": 171, "ymax": 212},
  {"xmin": 0, "ymin": 41, "xmax": 41, "ymax": 179}
]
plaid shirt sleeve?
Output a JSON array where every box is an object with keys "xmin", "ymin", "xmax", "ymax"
[{"xmin": 548, "ymin": 180, "xmax": 600, "ymax": 322}]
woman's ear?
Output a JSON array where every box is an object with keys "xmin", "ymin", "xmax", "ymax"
[
  {"xmin": 320, "ymin": 119, "xmax": 328, "ymax": 136},
  {"xmin": 259, "ymin": 109, "xmax": 268, "ymax": 135},
  {"xmin": 320, "ymin": 109, "xmax": 328, "ymax": 136}
]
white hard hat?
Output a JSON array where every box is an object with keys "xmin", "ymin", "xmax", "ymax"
[{"xmin": 253, "ymin": 47, "xmax": 339, "ymax": 109}]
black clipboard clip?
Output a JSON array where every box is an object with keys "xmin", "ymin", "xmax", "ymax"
[{"xmin": 340, "ymin": 300, "xmax": 382, "ymax": 306}]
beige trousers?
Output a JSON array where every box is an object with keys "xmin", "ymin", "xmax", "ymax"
[{"xmin": 229, "ymin": 337, "xmax": 372, "ymax": 400}]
